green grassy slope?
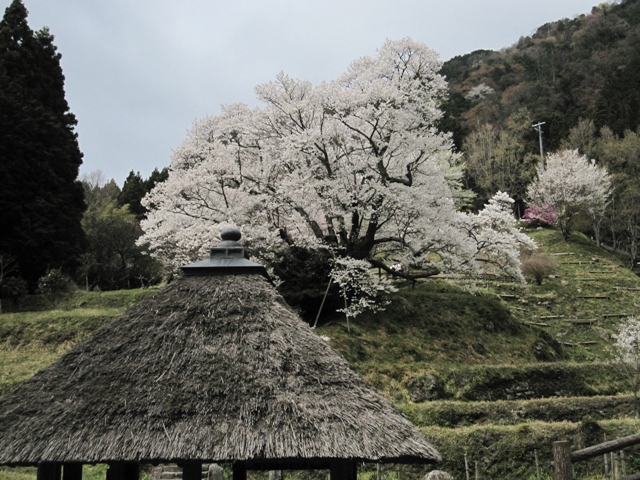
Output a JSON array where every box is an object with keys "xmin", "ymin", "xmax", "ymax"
[
  {"xmin": 0, "ymin": 289, "xmax": 158, "ymax": 396},
  {"xmin": 316, "ymin": 228, "xmax": 640, "ymax": 479}
]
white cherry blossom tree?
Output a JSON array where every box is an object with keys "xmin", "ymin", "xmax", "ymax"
[
  {"xmin": 527, "ymin": 149, "xmax": 612, "ymax": 241},
  {"xmin": 141, "ymin": 38, "xmax": 535, "ymax": 305},
  {"xmin": 612, "ymin": 316, "xmax": 640, "ymax": 416},
  {"xmin": 458, "ymin": 191, "xmax": 536, "ymax": 283}
]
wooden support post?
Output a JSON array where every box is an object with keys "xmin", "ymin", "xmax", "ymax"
[
  {"xmin": 63, "ymin": 464, "xmax": 83, "ymax": 480},
  {"xmin": 553, "ymin": 440, "xmax": 573, "ymax": 480},
  {"xmin": 106, "ymin": 463, "xmax": 139, "ymax": 480},
  {"xmin": 330, "ymin": 459, "xmax": 356, "ymax": 480},
  {"xmin": 37, "ymin": 463, "xmax": 61, "ymax": 480},
  {"xmin": 464, "ymin": 450, "xmax": 470, "ymax": 480},
  {"xmin": 182, "ymin": 463, "xmax": 203, "ymax": 480},
  {"xmin": 232, "ymin": 462, "xmax": 247, "ymax": 480},
  {"xmin": 106, "ymin": 464, "xmax": 118, "ymax": 480}
]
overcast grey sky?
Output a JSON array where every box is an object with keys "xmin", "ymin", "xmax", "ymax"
[{"xmin": 4, "ymin": 0, "xmax": 602, "ymax": 186}]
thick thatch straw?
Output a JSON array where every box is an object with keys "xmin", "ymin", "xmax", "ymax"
[{"xmin": 0, "ymin": 274, "xmax": 440, "ymax": 466}]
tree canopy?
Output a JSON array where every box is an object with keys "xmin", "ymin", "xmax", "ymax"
[
  {"xmin": 0, "ymin": 0, "xmax": 85, "ymax": 290},
  {"xmin": 462, "ymin": 108, "xmax": 539, "ymax": 214},
  {"xmin": 442, "ymin": 0, "xmax": 640, "ymax": 152},
  {"xmin": 527, "ymin": 149, "xmax": 612, "ymax": 241},
  {"xmin": 141, "ymin": 38, "xmax": 534, "ymax": 296},
  {"xmin": 78, "ymin": 171, "xmax": 165, "ymax": 291},
  {"xmin": 117, "ymin": 168, "xmax": 169, "ymax": 221}
]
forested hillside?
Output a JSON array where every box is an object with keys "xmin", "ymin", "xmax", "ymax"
[
  {"xmin": 442, "ymin": 0, "xmax": 640, "ymax": 150},
  {"xmin": 440, "ymin": 0, "xmax": 640, "ymax": 272}
]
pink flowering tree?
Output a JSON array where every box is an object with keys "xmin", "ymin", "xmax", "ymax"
[{"xmin": 522, "ymin": 204, "xmax": 558, "ymax": 227}]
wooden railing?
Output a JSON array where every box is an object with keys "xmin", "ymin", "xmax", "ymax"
[{"xmin": 554, "ymin": 434, "xmax": 640, "ymax": 480}]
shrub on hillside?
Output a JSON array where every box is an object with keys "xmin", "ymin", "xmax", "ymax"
[
  {"xmin": 0, "ymin": 276, "xmax": 27, "ymax": 300},
  {"xmin": 521, "ymin": 252, "xmax": 557, "ymax": 285},
  {"xmin": 37, "ymin": 269, "xmax": 76, "ymax": 295}
]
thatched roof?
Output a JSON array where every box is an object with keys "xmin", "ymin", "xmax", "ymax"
[{"xmin": 0, "ymin": 274, "xmax": 440, "ymax": 466}]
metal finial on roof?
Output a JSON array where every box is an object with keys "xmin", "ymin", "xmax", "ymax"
[
  {"xmin": 180, "ymin": 227, "xmax": 269, "ymax": 278},
  {"xmin": 220, "ymin": 226, "xmax": 241, "ymax": 243}
]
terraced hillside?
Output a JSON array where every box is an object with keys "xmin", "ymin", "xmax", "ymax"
[
  {"xmin": 1, "ymin": 228, "xmax": 639, "ymax": 479},
  {"xmin": 319, "ymin": 228, "xmax": 640, "ymax": 479}
]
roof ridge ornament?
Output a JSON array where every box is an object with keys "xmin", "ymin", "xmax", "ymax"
[{"xmin": 181, "ymin": 227, "xmax": 269, "ymax": 278}]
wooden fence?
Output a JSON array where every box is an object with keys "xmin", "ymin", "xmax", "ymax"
[{"xmin": 554, "ymin": 434, "xmax": 640, "ymax": 480}]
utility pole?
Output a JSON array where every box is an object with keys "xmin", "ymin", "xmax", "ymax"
[{"xmin": 532, "ymin": 121, "xmax": 546, "ymax": 168}]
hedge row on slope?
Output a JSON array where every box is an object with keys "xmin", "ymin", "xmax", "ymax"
[
  {"xmin": 362, "ymin": 362, "xmax": 630, "ymax": 401},
  {"xmin": 400, "ymin": 395, "xmax": 636, "ymax": 428}
]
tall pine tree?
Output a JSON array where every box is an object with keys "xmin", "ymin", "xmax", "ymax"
[
  {"xmin": 117, "ymin": 171, "xmax": 146, "ymax": 221},
  {"xmin": 117, "ymin": 168, "xmax": 169, "ymax": 221},
  {"xmin": 0, "ymin": 0, "xmax": 85, "ymax": 291}
]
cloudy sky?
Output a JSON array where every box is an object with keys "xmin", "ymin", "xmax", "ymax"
[{"xmin": 4, "ymin": 0, "xmax": 602, "ymax": 186}]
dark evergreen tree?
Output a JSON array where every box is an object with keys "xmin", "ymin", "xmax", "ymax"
[
  {"xmin": 0, "ymin": 0, "xmax": 85, "ymax": 291},
  {"xmin": 117, "ymin": 167, "xmax": 169, "ymax": 221},
  {"xmin": 117, "ymin": 170, "xmax": 146, "ymax": 220},
  {"xmin": 144, "ymin": 167, "xmax": 169, "ymax": 192}
]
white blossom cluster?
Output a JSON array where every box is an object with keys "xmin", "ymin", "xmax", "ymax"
[
  {"xmin": 465, "ymin": 83, "xmax": 495, "ymax": 101},
  {"xmin": 140, "ymin": 38, "xmax": 535, "ymax": 307},
  {"xmin": 613, "ymin": 317, "xmax": 640, "ymax": 365},
  {"xmin": 458, "ymin": 191, "xmax": 536, "ymax": 283},
  {"xmin": 612, "ymin": 317, "xmax": 640, "ymax": 414},
  {"xmin": 330, "ymin": 258, "xmax": 397, "ymax": 321},
  {"xmin": 527, "ymin": 149, "xmax": 612, "ymax": 240}
]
